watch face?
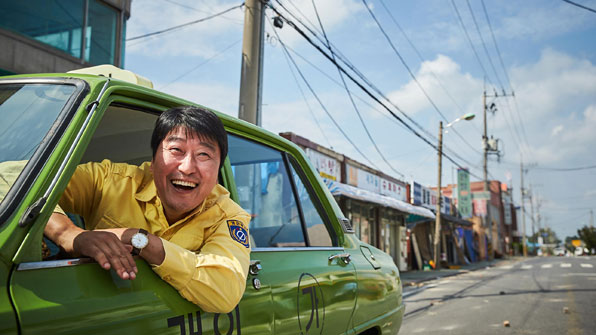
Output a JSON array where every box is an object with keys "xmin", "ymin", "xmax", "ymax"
[{"xmin": 131, "ymin": 233, "xmax": 149, "ymax": 249}]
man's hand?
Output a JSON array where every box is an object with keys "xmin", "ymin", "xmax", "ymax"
[
  {"xmin": 45, "ymin": 213, "xmax": 138, "ymax": 280},
  {"xmin": 73, "ymin": 230, "xmax": 137, "ymax": 280}
]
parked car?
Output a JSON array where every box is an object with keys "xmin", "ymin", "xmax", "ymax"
[
  {"xmin": 0, "ymin": 65, "xmax": 404, "ymax": 334},
  {"xmin": 553, "ymin": 246, "xmax": 566, "ymax": 256}
]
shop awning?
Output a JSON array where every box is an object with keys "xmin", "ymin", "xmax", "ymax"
[
  {"xmin": 324, "ymin": 179, "xmax": 435, "ymax": 219},
  {"xmin": 441, "ymin": 213, "xmax": 473, "ymax": 227}
]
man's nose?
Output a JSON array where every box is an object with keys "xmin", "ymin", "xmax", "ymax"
[{"xmin": 178, "ymin": 153, "xmax": 197, "ymax": 175}]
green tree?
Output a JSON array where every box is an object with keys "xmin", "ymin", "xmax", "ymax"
[
  {"xmin": 565, "ymin": 235, "xmax": 579, "ymax": 252},
  {"xmin": 577, "ymin": 225, "xmax": 596, "ymax": 252},
  {"xmin": 531, "ymin": 227, "xmax": 560, "ymax": 245}
]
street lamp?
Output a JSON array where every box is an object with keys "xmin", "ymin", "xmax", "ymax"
[{"xmin": 433, "ymin": 113, "xmax": 475, "ymax": 269}]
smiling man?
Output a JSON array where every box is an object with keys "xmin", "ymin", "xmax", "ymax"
[{"xmin": 44, "ymin": 106, "xmax": 251, "ymax": 313}]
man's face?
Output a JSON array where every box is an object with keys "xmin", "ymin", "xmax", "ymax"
[{"xmin": 151, "ymin": 127, "xmax": 221, "ymax": 223}]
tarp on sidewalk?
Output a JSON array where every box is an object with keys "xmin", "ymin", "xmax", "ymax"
[{"xmin": 324, "ymin": 179, "xmax": 435, "ymax": 219}]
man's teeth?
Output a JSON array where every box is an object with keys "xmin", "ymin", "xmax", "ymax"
[{"xmin": 172, "ymin": 180, "xmax": 197, "ymax": 188}]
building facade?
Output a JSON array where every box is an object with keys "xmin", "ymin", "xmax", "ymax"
[
  {"xmin": 0, "ymin": 0, "xmax": 131, "ymax": 75},
  {"xmin": 280, "ymin": 132, "xmax": 437, "ymax": 271}
]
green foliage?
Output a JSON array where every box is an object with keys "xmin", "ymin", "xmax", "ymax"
[
  {"xmin": 531, "ymin": 227, "xmax": 560, "ymax": 245},
  {"xmin": 577, "ymin": 225, "xmax": 596, "ymax": 251},
  {"xmin": 565, "ymin": 235, "xmax": 579, "ymax": 251}
]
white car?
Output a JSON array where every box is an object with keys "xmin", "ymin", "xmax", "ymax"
[{"xmin": 553, "ymin": 247, "xmax": 566, "ymax": 256}]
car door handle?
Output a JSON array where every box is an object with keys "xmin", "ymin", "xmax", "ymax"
[
  {"xmin": 249, "ymin": 260, "xmax": 262, "ymax": 275},
  {"xmin": 328, "ymin": 253, "xmax": 351, "ymax": 265}
]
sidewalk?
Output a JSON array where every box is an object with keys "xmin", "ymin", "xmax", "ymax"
[{"xmin": 400, "ymin": 259, "xmax": 507, "ymax": 288}]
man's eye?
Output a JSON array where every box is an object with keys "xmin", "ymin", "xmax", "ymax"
[{"xmin": 169, "ymin": 147, "xmax": 183, "ymax": 153}]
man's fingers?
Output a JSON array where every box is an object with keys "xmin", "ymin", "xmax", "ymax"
[
  {"xmin": 74, "ymin": 231, "xmax": 137, "ymax": 280},
  {"xmin": 104, "ymin": 238, "xmax": 137, "ymax": 279}
]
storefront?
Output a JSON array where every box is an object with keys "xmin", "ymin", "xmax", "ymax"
[{"xmin": 326, "ymin": 179, "xmax": 434, "ymax": 271}]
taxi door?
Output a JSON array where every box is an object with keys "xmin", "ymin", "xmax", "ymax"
[{"xmin": 228, "ymin": 133, "xmax": 357, "ymax": 335}]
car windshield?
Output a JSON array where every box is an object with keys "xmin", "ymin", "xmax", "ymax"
[{"xmin": 0, "ymin": 83, "xmax": 76, "ymax": 205}]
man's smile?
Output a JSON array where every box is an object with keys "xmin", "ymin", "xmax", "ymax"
[{"xmin": 171, "ymin": 179, "xmax": 198, "ymax": 191}]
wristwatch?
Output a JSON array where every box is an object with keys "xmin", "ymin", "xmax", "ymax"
[{"xmin": 131, "ymin": 228, "xmax": 149, "ymax": 255}]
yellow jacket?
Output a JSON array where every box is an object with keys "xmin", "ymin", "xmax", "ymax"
[{"xmin": 58, "ymin": 159, "xmax": 251, "ymax": 313}]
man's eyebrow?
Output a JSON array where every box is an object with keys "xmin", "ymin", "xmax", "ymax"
[{"xmin": 164, "ymin": 135, "xmax": 217, "ymax": 151}]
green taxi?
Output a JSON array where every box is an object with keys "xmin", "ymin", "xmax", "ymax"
[{"xmin": 0, "ymin": 66, "xmax": 404, "ymax": 334}]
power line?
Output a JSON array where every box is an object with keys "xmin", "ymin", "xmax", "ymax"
[
  {"xmin": 533, "ymin": 164, "xmax": 596, "ymax": 172},
  {"xmin": 272, "ymin": 0, "xmax": 483, "ymax": 175},
  {"xmin": 480, "ymin": 0, "xmax": 512, "ymax": 90},
  {"xmin": 268, "ymin": 21, "xmax": 333, "ymax": 149},
  {"xmin": 311, "ymin": 0, "xmax": 405, "ymax": 179},
  {"xmin": 450, "ymin": 0, "xmax": 492, "ymax": 86},
  {"xmin": 361, "ymin": 0, "xmax": 482, "ymax": 158},
  {"xmin": 465, "ymin": 0, "xmax": 505, "ymax": 92},
  {"xmin": 159, "ymin": 39, "xmax": 241, "ymax": 89},
  {"xmin": 562, "ymin": 0, "xmax": 596, "ymax": 14},
  {"xmin": 271, "ymin": 22, "xmax": 381, "ymax": 170},
  {"xmin": 378, "ymin": 0, "xmax": 481, "ymax": 138},
  {"xmin": 126, "ymin": 3, "xmax": 244, "ymax": 41},
  {"xmin": 268, "ymin": 3, "xmax": 485, "ymax": 180}
]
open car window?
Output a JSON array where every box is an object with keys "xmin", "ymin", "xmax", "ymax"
[{"xmin": 228, "ymin": 134, "xmax": 334, "ymax": 248}]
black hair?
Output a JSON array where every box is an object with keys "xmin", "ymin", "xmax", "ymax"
[{"xmin": 151, "ymin": 106, "xmax": 228, "ymax": 169}]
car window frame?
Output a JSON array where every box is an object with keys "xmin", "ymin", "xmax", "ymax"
[
  {"xmin": 285, "ymin": 153, "xmax": 339, "ymax": 248},
  {"xmin": 0, "ymin": 78, "xmax": 89, "ymax": 226},
  {"xmin": 224, "ymin": 132, "xmax": 339, "ymax": 251}
]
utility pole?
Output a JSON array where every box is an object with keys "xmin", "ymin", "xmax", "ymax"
[
  {"xmin": 590, "ymin": 209, "xmax": 594, "ymax": 228},
  {"xmin": 482, "ymin": 87, "xmax": 513, "ymax": 259},
  {"xmin": 238, "ymin": 0, "xmax": 267, "ymax": 126},
  {"xmin": 529, "ymin": 187, "xmax": 535, "ymax": 245},
  {"xmin": 482, "ymin": 90, "xmax": 493, "ymax": 260},
  {"xmin": 520, "ymin": 160, "xmax": 527, "ymax": 257},
  {"xmin": 433, "ymin": 121, "xmax": 443, "ymax": 269}
]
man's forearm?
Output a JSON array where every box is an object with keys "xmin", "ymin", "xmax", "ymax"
[{"xmin": 44, "ymin": 213, "xmax": 85, "ymax": 255}]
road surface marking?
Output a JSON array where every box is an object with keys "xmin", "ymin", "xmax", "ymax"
[
  {"xmin": 541, "ymin": 264, "xmax": 552, "ymax": 268},
  {"xmin": 580, "ymin": 264, "xmax": 593, "ymax": 268},
  {"xmin": 501, "ymin": 265, "xmax": 513, "ymax": 269},
  {"xmin": 521, "ymin": 265, "xmax": 533, "ymax": 270},
  {"xmin": 561, "ymin": 263, "xmax": 572, "ymax": 268}
]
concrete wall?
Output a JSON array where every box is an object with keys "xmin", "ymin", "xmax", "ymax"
[{"xmin": 0, "ymin": 28, "xmax": 90, "ymax": 74}]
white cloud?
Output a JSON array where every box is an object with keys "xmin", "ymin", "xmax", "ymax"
[
  {"xmin": 551, "ymin": 125, "xmax": 563, "ymax": 137},
  {"xmin": 507, "ymin": 49, "xmax": 596, "ymax": 165},
  {"xmin": 386, "ymin": 54, "xmax": 481, "ymax": 118}
]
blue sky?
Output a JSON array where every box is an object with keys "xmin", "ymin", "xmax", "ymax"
[{"xmin": 125, "ymin": 0, "xmax": 596, "ymax": 240}]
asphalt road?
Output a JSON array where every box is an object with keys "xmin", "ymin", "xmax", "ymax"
[{"xmin": 399, "ymin": 256, "xmax": 596, "ymax": 334}]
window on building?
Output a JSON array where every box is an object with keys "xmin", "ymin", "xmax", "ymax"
[
  {"xmin": 0, "ymin": 0, "xmax": 122, "ymax": 66},
  {"xmin": 87, "ymin": 0, "xmax": 117, "ymax": 64},
  {"xmin": 228, "ymin": 134, "xmax": 334, "ymax": 248}
]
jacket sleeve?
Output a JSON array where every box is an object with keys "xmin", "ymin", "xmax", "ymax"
[
  {"xmin": 151, "ymin": 212, "xmax": 251, "ymax": 313},
  {"xmin": 56, "ymin": 160, "xmax": 109, "ymax": 224}
]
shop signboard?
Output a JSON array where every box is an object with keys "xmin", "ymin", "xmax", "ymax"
[
  {"xmin": 305, "ymin": 148, "xmax": 341, "ymax": 181},
  {"xmin": 412, "ymin": 182, "xmax": 422, "ymax": 205},
  {"xmin": 503, "ymin": 194, "xmax": 512, "ymax": 225},
  {"xmin": 411, "ymin": 181, "xmax": 440, "ymax": 210},
  {"xmin": 442, "ymin": 196, "xmax": 451, "ymax": 214},
  {"xmin": 346, "ymin": 164, "xmax": 378, "ymax": 192},
  {"xmin": 380, "ymin": 178, "xmax": 407, "ymax": 202},
  {"xmin": 457, "ymin": 168, "xmax": 472, "ymax": 218}
]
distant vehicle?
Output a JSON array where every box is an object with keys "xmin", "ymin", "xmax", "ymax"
[
  {"xmin": 553, "ymin": 247, "xmax": 566, "ymax": 256},
  {"xmin": 0, "ymin": 65, "xmax": 404, "ymax": 334},
  {"xmin": 574, "ymin": 247, "xmax": 586, "ymax": 256}
]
